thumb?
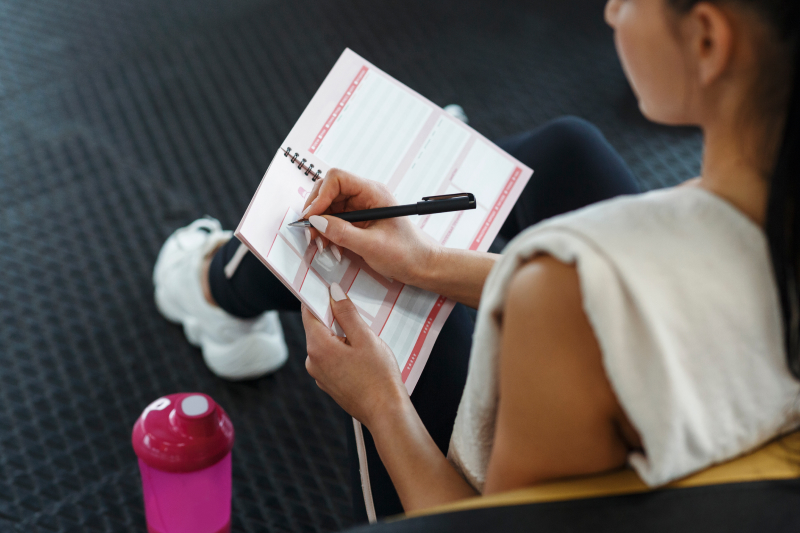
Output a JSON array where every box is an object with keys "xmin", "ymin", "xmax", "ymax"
[
  {"xmin": 329, "ymin": 282, "xmax": 370, "ymax": 342},
  {"xmin": 309, "ymin": 215, "xmax": 371, "ymax": 255}
]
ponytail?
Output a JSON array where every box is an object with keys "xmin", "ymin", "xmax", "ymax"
[{"xmin": 766, "ymin": 35, "xmax": 800, "ymax": 379}]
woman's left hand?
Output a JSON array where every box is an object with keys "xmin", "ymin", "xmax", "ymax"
[
  {"xmin": 304, "ymin": 284, "xmax": 478, "ymax": 512},
  {"xmin": 302, "ymin": 283, "xmax": 408, "ymax": 426}
]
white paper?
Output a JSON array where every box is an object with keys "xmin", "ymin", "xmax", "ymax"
[{"xmin": 348, "ymin": 270, "xmax": 390, "ymax": 318}]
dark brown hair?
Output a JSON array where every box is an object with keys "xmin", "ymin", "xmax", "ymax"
[{"xmin": 668, "ymin": 0, "xmax": 800, "ymax": 377}]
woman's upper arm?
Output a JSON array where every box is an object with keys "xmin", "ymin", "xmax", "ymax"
[{"xmin": 483, "ymin": 255, "xmax": 637, "ymax": 494}]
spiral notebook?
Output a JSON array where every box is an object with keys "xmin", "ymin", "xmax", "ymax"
[{"xmin": 236, "ymin": 48, "xmax": 533, "ymax": 394}]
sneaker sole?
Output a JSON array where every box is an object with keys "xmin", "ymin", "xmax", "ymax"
[{"xmin": 202, "ymin": 328, "xmax": 289, "ymax": 380}]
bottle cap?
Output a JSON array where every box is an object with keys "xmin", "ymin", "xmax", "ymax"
[{"xmin": 132, "ymin": 393, "xmax": 234, "ymax": 473}]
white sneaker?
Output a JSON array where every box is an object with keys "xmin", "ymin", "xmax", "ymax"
[
  {"xmin": 153, "ymin": 217, "xmax": 288, "ymax": 380},
  {"xmin": 444, "ymin": 104, "xmax": 468, "ymax": 124}
]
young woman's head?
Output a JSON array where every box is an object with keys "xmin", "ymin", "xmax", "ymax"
[
  {"xmin": 605, "ymin": 0, "xmax": 794, "ymax": 131},
  {"xmin": 605, "ymin": 0, "xmax": 800, "ymax": 378}
]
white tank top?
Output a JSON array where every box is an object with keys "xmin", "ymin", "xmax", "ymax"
[{"xmin": 448, "ymin": 186, "xmax": 800, "ymax": 490}]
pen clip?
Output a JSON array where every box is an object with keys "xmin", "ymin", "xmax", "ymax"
[{"xmin": 421, "ymin": 192, "xmax": 475, "ymax": 202}]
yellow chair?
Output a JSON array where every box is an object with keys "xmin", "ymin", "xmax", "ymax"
[
  {"xmin": 342, "ymin": 433, "xmax": 800, "ymax": 532},
  {"xmin": 408, "ymin": 431, "xmax": 800, "ymax": 518}
]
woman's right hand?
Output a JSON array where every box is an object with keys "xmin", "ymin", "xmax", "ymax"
[{"xmin": 302, "ymin": 168, "xmax": 440, "ymax": 287}]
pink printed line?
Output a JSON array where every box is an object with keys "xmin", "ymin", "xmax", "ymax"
[
  {"xmin": 299, "ymin": 265, "xmax": 311, "ymax": 290},
  {"xmin": 379, "ymin": 285, "xmax": 404, "ymax": 336},
  {"xmin": 346, "ymin": 269, "xmax": 359, "ymax": 292},
  {"xmin": 268, "ymin": 208, "xmax": 293, "ymax": 256},
  {"xmin": 309, "ymin": 66, "xmax": 369, "ymax": 154},
  {"xmin": 401, "ymin": 295, "xmax": 448, "ymax": 383},
  {"xmin": 469, "ymin": 167, "xmax": 523, "ymax": 251}
]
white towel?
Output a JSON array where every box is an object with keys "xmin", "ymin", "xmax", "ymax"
[{"xmin": 448, "ymin": 186, "xmax": 800, "ymax": 490}]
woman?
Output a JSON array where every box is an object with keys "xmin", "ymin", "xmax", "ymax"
[
  {"xmin": 153, "ymin": 0, "xmax": 799, "ymax": 521},
  {"xmin": 298, "ymin": 0, "xmax": 799, "ymax": 515}
]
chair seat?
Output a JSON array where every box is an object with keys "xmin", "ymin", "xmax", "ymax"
[
  {"xmin": 407, "ymin": 431, "xmax": 800, "ymax": 518},
  {"xmin": 340, "ymin": 432, "xmax": 800, "ymax": 532}
]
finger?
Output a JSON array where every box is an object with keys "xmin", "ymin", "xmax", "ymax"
[
  {"xmin": 301, "ymin": 178, "xmax": 324, "ymax": 215},
  {"xmin": 332, "ymin": 319, "xmax": 345, "ymax": 337},
  {"xmin": 306, "ymin": 229, "xmax": 339, "ymax": 262},
  {"xmin": 313, "ymin": 168, "xmax": 355, "ymax": 209},
  {"xmin": 307, "ymin": 168, "xmax": 398, "ymax": 223},
  {"xmin": 314, "ymin": 169, "xmax": 395, "ymax": 213},
  {"xmin": 307, "ymin": 225, "xmax": 334, "ymax": 246},
  {"xmin": 329, "ymin": 243, "xmax": 343, "ymax": 263},
  {"xmin": 314, "ymin": 380, "xmax": 330, "ymax": 396},
  {"xmin": 300, "ymin": 304, "xmax": 320, "ymax": 327},
  {"xmin": 328, "ymin": 282, "xmax": 371, "ymax": 344},
  {"xmin": 304, "ymin": 358, "xmax": 329, "ymax": 395},
  {"xmin": 309, "ymin": 214, "xmax": 371, "ymax": 256},
  {"xmin": 301, "ymin": 305, "xmax": 336, "ymax": 353},
  {"xmin": 313, "ymin": 234, "xmax": 331, "ymax": 255},
  {"xmin": 303, "ymin": 170, "xmax": 354, "ymax": 239},
  {"xmin": 302, "ymin": 169, "xmax": 344, "ymax": 220},
  {"xmin": 301, "ymin": 304, "xmax": 327, "ymax": 330}
]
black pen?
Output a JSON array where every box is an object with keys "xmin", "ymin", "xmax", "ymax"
[{"xmin": 287, "ymin": 193, "xmax": 476, "ymax": 227}]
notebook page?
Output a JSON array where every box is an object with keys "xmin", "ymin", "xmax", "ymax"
[{"xmin": 237, "ymin": 49, "xmax": 532, "ymax": 393}]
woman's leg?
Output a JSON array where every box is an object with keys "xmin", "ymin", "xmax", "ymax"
[
  {"xmin": 351, "ymin": 116, "xmax": 641, "ymax": 522},
  {"xmin": 208, "ymin": 238, "xmax": 300, "ymax": 317},
  {"xmin": 498, "ymin": 116, "xmax": 640, "ymax": 239}
]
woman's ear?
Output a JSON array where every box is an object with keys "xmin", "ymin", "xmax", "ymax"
[{"xmin": 686, "ymin": 2, "xmax": 734, "ymax": 87}]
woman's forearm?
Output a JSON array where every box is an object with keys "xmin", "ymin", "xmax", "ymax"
[
  {"xmin": 367, "ymin": 396, "xmax": 478, "ymax": 512},
  {"xmin": 410, "ymin": 246, "xmax": 499, "ymax": 309}
]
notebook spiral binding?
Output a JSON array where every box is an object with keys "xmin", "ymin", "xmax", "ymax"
[{"xmin": 282, "ymin": 146, "xmax": 323, "ymax": 181}]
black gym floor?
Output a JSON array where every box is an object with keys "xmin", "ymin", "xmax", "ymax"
[{"xmin": 0, "ymin": 0, "xmax": 700, "ymax": 531}]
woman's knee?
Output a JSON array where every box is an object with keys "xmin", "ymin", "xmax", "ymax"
[
  {"xmin": 532, "ymin": 116, "xmax": 638, "ymax": 194},
  {"xmin": 535, "ymin": 116, "xmax": 609, "ymax": 159},
  {"xmin": 499, "ymin": 116, "xmax": 610, "ymax": 171}
]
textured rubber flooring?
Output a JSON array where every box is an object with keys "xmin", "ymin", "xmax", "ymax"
[{"xmin": 0, "ymin": 0, "xmax": 702, "ymax": 531}]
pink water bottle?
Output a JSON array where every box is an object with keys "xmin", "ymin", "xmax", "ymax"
[{"xmin": 132, "ymin": 393, "xmax": 235, "ymax": 533}]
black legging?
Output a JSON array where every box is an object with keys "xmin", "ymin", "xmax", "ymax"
[{"xmin": 208, "ymin": 116, "xmax": 640, "ymax": 521}]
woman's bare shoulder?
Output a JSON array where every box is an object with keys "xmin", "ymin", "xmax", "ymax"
[{"xmin": 483, "ymin": 255, "xmax": 641, "ymax": 494}]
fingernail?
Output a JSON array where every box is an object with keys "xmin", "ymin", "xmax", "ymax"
[
  {"xmin": 330, "ymin": 244, "xmax": 342, "ymax": 263},
  {"xmin": 330, "ymin": 282, "xmax": 347, "ymax": 302},
  {"xmin": 309, "ymin": 215, "xmax": 328, "ymax": 233},
  {"xmin": 305, "ymin": 227, "xmax": 311, "ymax": 246},
  {"xmin": 315, "ymin": 236, "xmax": 324, "ymax": 254},
  {"xmin": 302, "ymin": 204, "xmax": 312, "ymax": 217}
]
